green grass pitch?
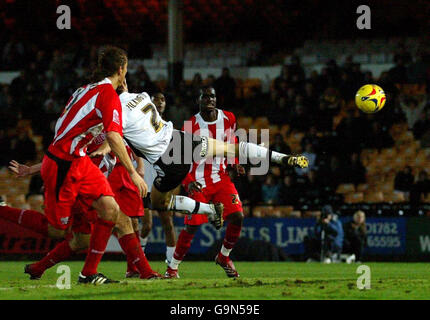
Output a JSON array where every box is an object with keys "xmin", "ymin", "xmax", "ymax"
[{"xmin": 0, "ymin": 261, "xmax": 429, "ymax": 300}]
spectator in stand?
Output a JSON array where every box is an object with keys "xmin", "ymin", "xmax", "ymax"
[
  {"xmin": 288, "ymin": 55, "xmax": 305, "ymax": 81},
  {"xmin": 410, "ymin": 170, "xmax": 430, "ymax": 206},
  {"xmin": 343, "ymin": 210, "xmax": 367, "ymax": 262},
  {"xmin": 413, "ymin": 108, "xmax": 430, "ymax": 140},
  {"xmin": 388, "ymin": 56, "xmax": 408, "ymax": 84},
  {"xmin": 134, "ymin": 65, "xmax": 158, "ymax": 95},
  {"xmin": 237, "ymin": 171, "xmax": 262, "ymax": 207},
  {"xmin": 261, "ymin": 174, "xmax": 281, "ymax": 205},
  {"xmin": 165, "ymin": 95, "xmax": 192, "ymax": 130},
  {"xmin": 394, "ymin": 166, "xmax": 415, "ymax": 199},
  {"xmin": 271, "ymin": 134, "xmax": 291, "ymax": 155},
  {"xmin": 399, "ymin": 94, "xmax": 428, "ymax": 130},
  {"xmin": 10, "ymin": 125, "xmax": 36, "ymax": 164},
  {"xmin": 281, "ymin": 175, "xmax": 298, "ymax": 206},
  {"xmin": 273, "ymin": 65, "xmax": 290, "ymax": 93},
  {"xmin": 295, "ymin": 143, "xmax": 316, "ymax": 176},
  {"xmin": 342, "ymin": 153, "xmax": 366, "ymax": 186},
  {"xmin": 214, "ymin": 67, "xmax": 236, "ymax": 108},
  {"xmin": 190, "ymin": 73, "xmax": 203, "ymax": 98},
  {"xmin": 303, "ymin": 82, "xmax": 319, "ymax": 112},
  {"xmin": 290, "ymin": 104, "xmax": 311, "ymax": 132}
]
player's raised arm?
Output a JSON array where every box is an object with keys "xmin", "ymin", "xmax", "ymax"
[{"xmin": 8, "ymin": 160, "xmax": 42, "ymax": 177}]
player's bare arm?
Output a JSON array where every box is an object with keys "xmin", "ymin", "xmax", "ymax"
[{"xmin": 8, "ymin": 160, "xmax": 42, "ymax": 177}]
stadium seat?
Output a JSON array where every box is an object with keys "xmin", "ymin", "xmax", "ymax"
[
  {"xmin": 344, "ymin": 192, "xmax": 364, "ymax": 204},
  {"xmin": 278, "ymin": 206, "xmax": 294, "ymax": 217},
  {"xmin": 384, "ymin": 192, "xmax": 406, "ymax": 204},
  {"xmin": 357, "ymin": 184, "xmax": 369, "ymax": 192},
  {"xmin": 364, "ymin": 191, "xmax": 384, "ymax": 203},
  {"xmin": 336, "ymin": 184, "xmax": 355, "ymax": 194},
  {"xmin": 289, "ymin": 211, "xmax": 302, "ymax": 218}
]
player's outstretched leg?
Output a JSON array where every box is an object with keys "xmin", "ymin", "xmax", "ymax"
[
  {"xmin": 206, "ymin": 138, "xmax": 309, "ymax": 169},
  {"xmin": 0, "ymin": 206, "xmax": 64, "ymax": 238}
]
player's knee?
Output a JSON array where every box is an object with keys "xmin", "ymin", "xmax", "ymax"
[
  {"xmin": 97, "ymin": 197, "xmax": 120, "ymax": 223},
  {"xmin": 141, "ymin": 220, "xmax": 153, "ymax": 238},
  {"xmin": 69, "ymin": 233, "xmax": 90, "ymax": 251},
  {"xmin": 47, "ymin": 225, "xmax": 67, "ymax": 239},
  {"xmin": 114, "ymin": 212, "xmax": 133, "ymax": 237},
  {"xmin": 228, "ymin": 211, "xmax": 244, "ymax": 226}
]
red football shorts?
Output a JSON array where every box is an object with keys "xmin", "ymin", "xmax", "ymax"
[
  {"xmin": 108, "ymin": 164, "xmax": 144, "ymax": 217},
  {"xmin": 41, "ymin": 153, "xmax": 115, "ymax": 230},
  {"xmin": 185, "ymin": 176, "xmax": 243, "ymax": 226}
]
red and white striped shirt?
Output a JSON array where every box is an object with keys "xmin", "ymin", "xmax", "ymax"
[
  {"xmin": 48, "ymin": 78, "xmax": 123, "ymax": 160},
  {"xmin": 182, "ymin": 109, "xmax": 237, "ymax": 188}
]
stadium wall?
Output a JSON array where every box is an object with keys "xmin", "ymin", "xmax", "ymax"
[{"xmin": 1, "ymin": 216, "xmax": 430, "ymax": 260}]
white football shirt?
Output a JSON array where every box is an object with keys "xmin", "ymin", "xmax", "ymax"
[{"xmin": 120, "ymin": 92, "xmax": 173, "ymax": 164}]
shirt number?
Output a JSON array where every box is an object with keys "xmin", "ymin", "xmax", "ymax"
[{"xmin": 141, "ymin": 103, "xmax": 164, "ymax": 133}]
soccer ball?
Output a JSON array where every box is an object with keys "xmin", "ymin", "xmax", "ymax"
[{"xmin": 355, "ymin": 84, "xmax": 386, "ymax": 113}]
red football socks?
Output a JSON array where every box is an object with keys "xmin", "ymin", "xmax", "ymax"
[
  {"xmin": 0, "ymin": 206, "xmax": 48, "ymax": 236},
  {"xmin": 173, "ymin": 229, "xmax": 195, "ymax": 261},
  {"xmin": 118, "ymin": 233, "xmax": 153, "ymax": 279},
  {"xmin": 223, "ymin": 223, "xmax": 242, "ymax": 250},
  {"xmin": 30, "ymin": 240, "xmax": 74, "ymax": 276},
  {"xmin": 81, "ymin": 218, "xmax": 115, "ymax": 276}
]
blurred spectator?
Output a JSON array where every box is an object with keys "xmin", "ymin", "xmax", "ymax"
[
  {"xmin": 273, "ymin": 65, "xmax": 290, "ymax": 93},
  {"xmin": 288, "ymin": 55, "xmax": 305, "ymax": 82},
  {"xmin": 134, "ymin": 66, "xmax": 158, "ymax": 95},
  {"xmin": 399, "ymin": 94, "xmax": 428, "ymax": 129},
  {"xmin": 10, "ymin": 126, "xmax": 36, "ymax": 164},
  {"xmin": 388, "ymin": 56, "xmax": 408, "ymax": 84},
  {"xmin": 343, "ymin": 210, "xmax": 367, "ymax": 262},
  {"xmin": 364, "ymin": 121, "xmax": 394, "ymax": 150},
  {"xmin": 190, "ymin": 73, "xmax": 203, "ymax": 98},
  {"xmin": 413, "ymin": 108, "xmax": 430, "ymax": 140},
  {"xmin": 281, "ymin": 176, "xmax": 298, "ymax": 206},
  {"xmin": 166, "ymin": 95, "xmax": 192, "ymax": 130},
  {"xmin": 304, "ymin": 205, "xmax": 344, "ymax": 262},
  {"xmin": 410, "ymin": 171, "xmax": 430, "ymax": 206},
  {"xmin": 270, "ymin": 134, "xmax": 291, "ymax": 155},
  {"xmin": 261, "ymin": 174, "xmax": 281, "ymax": 205},
  {"xmin": 295, "ymin": 143, "xmax": 316, "ymax": 176},
  {"xmin": 214, "ymin": 67, "xmax": 236, "ymax": 108},
  {"xmin": 394, "ymin": 166, "xmax": 415, "ymax": 197},
  {"xmin": 342, "ymin": 153, "xmax": 366, "ymax": 185}
]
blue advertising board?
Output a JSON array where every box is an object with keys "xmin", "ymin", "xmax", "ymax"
[{"xmin": 144, "ymin": 216, "xmax": 406, "ymax": 256}]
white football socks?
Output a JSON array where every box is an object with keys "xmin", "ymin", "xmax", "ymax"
[
  {"xmin": 169, "ymin": 257, "xmax": 182, "ymax": 270},
  {"xmin": 220, "ymin": 245, "xmax": 232, "ymax": 257},
  {"xmin": 166, "ymin": 246, "xmax": 175, "ymax": 263},
  {"xmin": 169, "ymin": 195, "xmax": 214, "ymax": 215},
  {"xmin": 238, "ymin": 142, "xmax": 285, "ymax": 164}
]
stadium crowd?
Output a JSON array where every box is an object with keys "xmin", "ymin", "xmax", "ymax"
[{"xmin": 1, "ymin": 40, "xmax": 430, "ymax": 212}]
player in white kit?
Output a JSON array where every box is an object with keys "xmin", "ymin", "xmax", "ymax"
[
  {"xmin": 94, "ymin": 80, "xmax": 309, "ymax": 233},
  {"xmin": 140, "ymin": 93, "xmax": 178, "ymax": 264}
]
